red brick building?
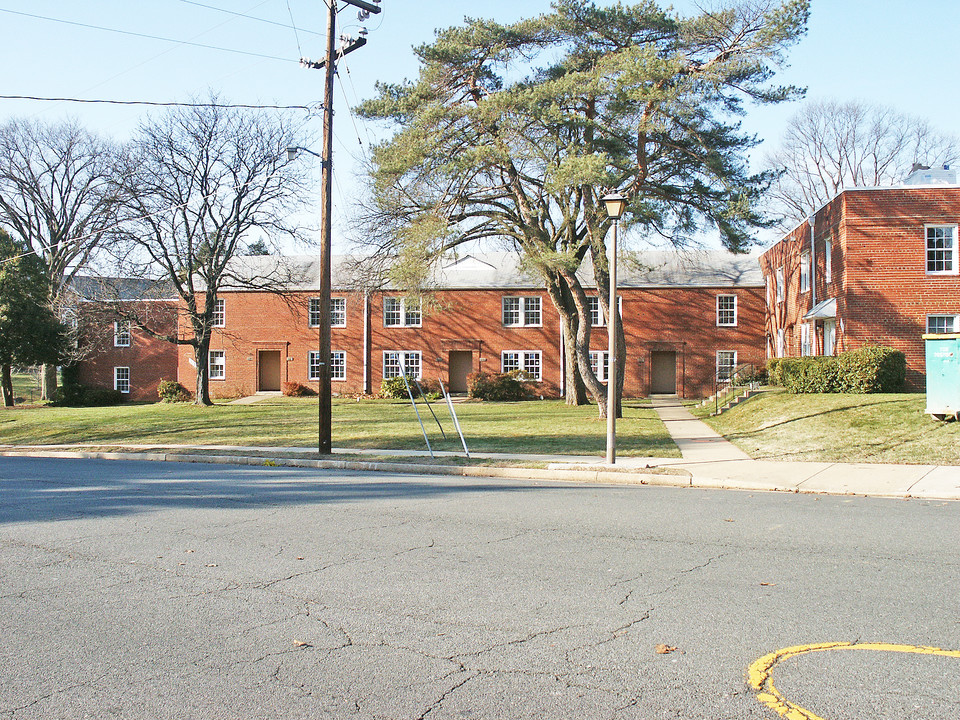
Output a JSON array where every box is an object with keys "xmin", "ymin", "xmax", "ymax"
[
  {"xmin": 174, "ymin": 251, "xmax": 766, "ymax": 401},
  {"xmin": 75, "ymin": 297, "xmax": 179, "ymax": 402},
  {"xmin": 759, "ymin": 171, "xmax": 960, "ymax": 389}
]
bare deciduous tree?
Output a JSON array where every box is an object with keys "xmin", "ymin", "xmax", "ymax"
[
  {"xmin": 116, "ymin": 102, "xmax": 311, "ymax": 405},
  {"xmin": 766, "ymin": 99, "xmax": 960, "ymax": 227},
  {"xmin": 0, "ymin": 118, "xmax": 121, "ymax": 398}
]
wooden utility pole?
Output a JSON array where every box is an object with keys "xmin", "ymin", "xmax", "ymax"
[{"xmin": 302, "ymin": 0, "xmax": 380, "ymax": 454}]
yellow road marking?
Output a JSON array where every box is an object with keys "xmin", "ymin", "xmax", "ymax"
[{"xmin": 747, "ymin": 642, "xmax": 960, "ymax": 720}]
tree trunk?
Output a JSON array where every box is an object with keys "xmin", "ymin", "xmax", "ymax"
[
  {"xmin": 1, "ymin": 364, "xmax": 13, "ymax": 407},
  {"xmin": 40, "ymin": 363, "xmax": 57, "ymax": 401},
  {"xmin": 193, "ymin": 338, "xmax": 213, "ymax": 406},
  {"xmin": 544, "ymin": 275, "xmax": 589, "ymax": 405}
]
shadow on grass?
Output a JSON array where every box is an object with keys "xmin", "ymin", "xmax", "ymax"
[{"xmin": 0, "ymin": 456, "xmax": 576, "ymax": 525}]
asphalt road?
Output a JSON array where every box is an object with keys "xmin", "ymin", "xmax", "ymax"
[{"xmin": 1, "ymin": 456, "xmax": 958, "ymax": 719}]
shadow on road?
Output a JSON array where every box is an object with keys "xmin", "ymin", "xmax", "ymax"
[{"xmin": 0, "ymin": 456, "xmax": 547, "ymax": 525}]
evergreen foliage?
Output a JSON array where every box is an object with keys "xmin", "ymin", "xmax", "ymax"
[
  {"xmin": 357, "ymin": 0, "xmax": 809, "ymax": 414},
  {"xmin": 0, "ymin": 230, "xmax": 66, "ymax": 406}
]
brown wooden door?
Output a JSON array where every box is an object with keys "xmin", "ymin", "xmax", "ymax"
[
  {"xmin": 448, "ymin": 351, "xmax": 472, "ymax": 393},
  {"xmin": 650, "ymin": 351, "xmax": 677, "ymax": 394},
  {"xmin": 258, "ymin": 351, "xmax": 282, "ymax": 391}
]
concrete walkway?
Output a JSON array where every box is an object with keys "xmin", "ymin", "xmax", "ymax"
[
  {"xmin": 227, "ymin": 391, "xmax": 282, "ymax": 405},
  {"xmin": 649, "ymin": 394, "xmax": 750, "ymax": 462}
]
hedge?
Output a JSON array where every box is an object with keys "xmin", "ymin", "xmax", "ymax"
[
  {"xmin": 767, "ymin": 345, "xmax": 905, "ymax": 394},
  {"xmin": 467, "ymin": 371, "xmax": 529, "ymax": 401}
]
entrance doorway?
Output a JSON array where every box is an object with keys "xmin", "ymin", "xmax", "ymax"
[
  {"xmin": 650, "ymin": 351, "xmax": 677, "ymax": 394},
  {"xmin": 448, "ymin": 351, "xmax": 472, "ymax": 393},
  {"xmin": 258, "ymin": 350, "xmax": 282, "ymax": 391}
]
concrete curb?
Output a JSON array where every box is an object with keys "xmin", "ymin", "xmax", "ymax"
[{"xmin": 0, "ymin": 448, "xmax": 691, "ymax": 488}]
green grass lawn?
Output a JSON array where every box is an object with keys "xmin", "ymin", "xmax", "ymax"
[
  {"xmin": 10, "ymin": 371, "xmax": 42, "ymax": 404},
  {"xmin": 0, "ymin": 397, "xmax": 680, "ymax": 458},
  {"xmin": 703, "ymin": 389, "xmax": 960, "ymax": 465}
]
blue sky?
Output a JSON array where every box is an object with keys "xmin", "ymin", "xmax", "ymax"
[{"xmin": 1, "ymin": 1, "xmax": 958, "ymax": 250}]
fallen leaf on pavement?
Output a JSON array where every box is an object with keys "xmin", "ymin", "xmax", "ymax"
[
  {"xmin": 293, "ymin": 641, "xmax": 313, "ymax": 648},
  {"xmin": 760, "ymin": 582, "xmax": 776, "ymax": 586},
  {"xmin": 655, "ymin": 644, "xmax": 679, "ymax": 655}
]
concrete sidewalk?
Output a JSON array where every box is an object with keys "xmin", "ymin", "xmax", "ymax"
[{"xmin": 1, "ymin": 394, "xmax": 957, "ymax": 500}]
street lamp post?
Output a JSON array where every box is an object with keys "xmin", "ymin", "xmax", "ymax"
[{"xmin": 602, "ymin": 192, "xmax": 627, "ymax": 465}]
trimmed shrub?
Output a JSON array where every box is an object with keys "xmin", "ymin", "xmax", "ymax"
[
  {"xmin": 768, "ymin": 345, "xmax": 905, "ymax": 394},
  {"xmin": 467, "ymin": 371, "xmax": 528, "ymax": 401},
  {"xmin": 784, "ymin": 356, "xmax": 841, "ymax": 394},
  {"xmin": 282, "ymin": 381, "xmax": 317, "ymax": 397},
  {"xmin": 380, "ymin": 376, "xmax": 413, "ymax": 399},
  {"xmin": 82, "ymin": 387, "xmax": 125, "ymax": 406},
  {"xmin": 158, "ymin": 380, "xmax": 192, "ymax": 402},
  {"xmin": 836, "ymin": 345, "xmax": 906, "ymax": 393}
]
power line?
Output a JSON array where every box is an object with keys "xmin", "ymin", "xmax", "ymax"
[
  {"xmin": 285, "ymin": 0, "xmax": 305, "ymax": 57},
  {"xmin": 0, "ymin": 95, "xmax": 320, "ymax": 111},
  {"xmin": 0, "ymin": 7, "xmax": 294, "ymax": 63},
  {"xmin": 176, "ymin": 0, "xmax": 325, "ymax": 38}
]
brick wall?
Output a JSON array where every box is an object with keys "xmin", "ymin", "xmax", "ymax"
[
  {"xmin": 175, "ymin": 285, "xmax": 766, "ymax": 400},
  {"xmin": 76, "ymin": 301, "xmax": 179, "ymax": 402},
  {"xmin": 760, "ymin": 187, "xmax": 960, "ymax": 389}
]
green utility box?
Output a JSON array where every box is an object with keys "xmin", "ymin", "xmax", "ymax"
[{"xmin": 923, "ymin": 333, "xmax": 960, "ymax": 421}]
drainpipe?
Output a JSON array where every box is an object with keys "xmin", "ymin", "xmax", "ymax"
[
  {"xmin": 363, "ymin": 291, "xmax": 370, "ymax": 394},
  {"xmin": 558, "ymin": 309, "xmax": 565, "ymax": 398},
  {"xmin": 809, "ymin": 214, "xmax": 817, "ymax": 353}
]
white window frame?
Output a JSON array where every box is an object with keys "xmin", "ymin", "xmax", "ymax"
[
  {"xmin": 589, "ymin": 350, "xmax": 610, "ymax": 382},
  {"xmin": 209, "ymin": 350, "xmax": 225, "ymax": 380},
  {"xmin": 800, "ymin": 323, "xmax": 812, "ymax": 356},
  {"xmin": 308, "ymin": 298, "xmax": 321, "ymax": 327},
  {"xmin": 212, "ymin": 298, "xmax": 225, "ymax": 328},
  {"xmin": 825, "ymin": 239, "xmax": 832, "ymax": 284},
  {"xmin": 330, "ymin": 351, "xmax": 346, "ymax": 381},
  {"xmin": 926, "ymin": 224, "xmax": 958, "ymax": 275},
  {"xmin": 800, "ymin": 251, "xmax": 810, "ymax": 293},
  {"xmin": 113, "ymin": 366, "xmax": 130, "ymax": 394},
  {"xmin": 775, "ymin": 267, "xmax": 785, "ymax": 304},
  {"xmin": 501, "ymin": 350, "xmax": 542, "ymax": 381},
  {"xmin": 716, "ymin": 295, "xmax": 737, "ymax": 327},
  {"xmin": 587, "ymin": 296, "xmax": 622, "ymax": 327},
  {"xmin": 926, "ymin": 314, "xmax": 959, "ymax": 334},
  {"xmin": 114, "ymin": 320, "xmax": 131, "ymax": 347},
  {"xmin": 383, "ymin": 297, "xmax": 421, "ymax": 327},
  {"xmin": 383, "ymin": 350, "xmax": 421, "ymax": 380},
  {"xmin": 502, "ymin": 296, "xmax": 542, "ymax": 327},
  {"xmin": 310, "ymin": 350, "xmax": 346, "ymax": 381},
  {"xmin": 716, "ymin": 351, "xmax": 737, "ymax": 381},
  {"xmin": 776, "ymin": 328, "xmax": 785, "ymax": 358},
  {"xmin": 330, "ymin": 297, "xmax": 346, "ymax": 328}
]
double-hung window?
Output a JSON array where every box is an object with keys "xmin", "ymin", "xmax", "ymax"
[
  {"xmin": 384, "ymin": 297, "xmax": 421, "ymax": 327},
  {"xmin": 716, "ymin": 295, "xmax": 737, "ymax": 327},
  {"xmin": 309, "ymin": 351, "xmax": 346, "ymax": 381},
  {"xmin": 114, "ymin": 366, "xmax": 130, "ymax": 394},
  {"xmin": 310, "ymin": 297, "xmax": 347, "ymax": 327},
  {"xmin": 716, "ymin": 351, "xmax": 737, "ymax": 381},
  {"xmin": 212, "ymin": 299, "xmax": 225, "ymax": 327},
  {"xmin": 800, "ymin": 251, "xmax": 810, "ymax": 292},
  {"xmin": 589, "ymin": 351, "xmax": 610, "ymax": 382},
  {"xmin": 775, "ymin": 267, "xmax": 785, "ymax": 303},
  {"xmin": 927, "ymin": 314, "xmax": 959, "ymax": 334},
  {"xmin": 926, "ymin": 225, "xmax": 958, "ymax": 275},
  {"xmin": 383, "ymin": 351, "xmax": 421, "ymax": 380},
  {"xmin": 209, "ymin": 350, "xmax": 225, "ymax": 380},
  {"xmin": 825, "ymin": 240, "xmax": 833, "ymax": 283},
  {"xmin": 114, "ymin": 320, "xmax": 131, "ymax": 347},
  {"xmin": 800, "ymin": 323, "xmax": 813, "ymax": 356},
  {"xmin": 501, "ymin": 350, "xmax": 542, "ymax": 381},
  {"xmin": 502, "ymin": 296, "xmax": 541, "ymax": 327}
]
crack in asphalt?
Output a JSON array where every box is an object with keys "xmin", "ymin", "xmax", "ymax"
[{"xmin": 2, "ymin": 673, "xmax": 110, "ymax": 718}]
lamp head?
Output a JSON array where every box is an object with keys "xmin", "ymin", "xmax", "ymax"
[{"xmin": 602, "ymin": 192, "xmax": 627, "ymax": 221}]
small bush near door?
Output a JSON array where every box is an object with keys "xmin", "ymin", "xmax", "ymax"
[
  {"xmin": 282, "ymin": 381, "xmax": 317, "ymax": 397},
  {"xmin": 467, "ymin": 371, "xmax": 529, "ymax": 401}
]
